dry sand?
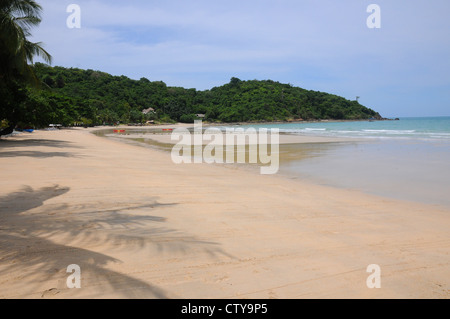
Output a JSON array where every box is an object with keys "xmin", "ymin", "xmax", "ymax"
[{"xmin": 0, "ymin": 127, "xmax": 449, "ymax": 299}]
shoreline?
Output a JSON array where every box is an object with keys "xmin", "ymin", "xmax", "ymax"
[
  {"xmin": 62, "ymin": 118, "xmax": 388, "ymax": 134},
  {"xmin": 0, "ymin": 128, "xmax": 448, "ymax": 298}
]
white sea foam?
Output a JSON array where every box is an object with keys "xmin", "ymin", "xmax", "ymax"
[
  {"xmin": 304, "ymin": 128, "xmax": 326, "ymax": 131},
  {"xmin": 233, "ymin": 117, "xmax": 450, "ymax": 141},
  {"xmin": 363, "ymin": 129, "xmax": 416, "ymax": 134}
]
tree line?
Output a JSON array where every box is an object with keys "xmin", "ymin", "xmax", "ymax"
[{"xmin": 11, "ymin": 64, "xmax": 381, "ymax": 127}]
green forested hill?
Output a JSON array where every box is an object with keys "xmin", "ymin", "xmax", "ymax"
[{"xmin": 28, "ymin": 63, "xmax": 381, "ymax": 126}]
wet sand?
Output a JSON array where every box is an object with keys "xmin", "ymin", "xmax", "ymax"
[
  {"xmin": 277, "ymin": 140, "xmax": 450, "ymax": 208},
  {"xmin": 0, "ymin": 127, "xmax": 448, "ymax": 298},
  {"xmin": 104, "ymin": 132, "xmax": 355, "ymax": 145}
]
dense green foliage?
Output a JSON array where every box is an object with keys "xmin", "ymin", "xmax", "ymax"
[
  {"xmin": 22, "ymin": 65, "xmax": 381, "ymax": 126},
  {"xmin": 2, "ymin": 63, "xmax": 382, "ymax": 128}
]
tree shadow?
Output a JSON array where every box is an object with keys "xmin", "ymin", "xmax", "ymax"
[
  {"xmin": 0, "ymin": 185, "xmax": 231, "ymax": 298},
  {"xmin": 0, "ymin": 151, "xmax": 80, "ymax": 158},
  {"xmin": 0, "ymin": 138, "xmax": 82, "ymax": 149},
  {"xmin": 0, "ymin": 138, "xmax": 84, "ymax": 158},
  {"xmin": 0, "ymin": 185, "xmax": 70, "ymax": 216}
]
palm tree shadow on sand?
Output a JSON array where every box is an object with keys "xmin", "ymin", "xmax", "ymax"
[{"xmin": 0, "ymin": 185, "xmax": 231, "ymax": 298}]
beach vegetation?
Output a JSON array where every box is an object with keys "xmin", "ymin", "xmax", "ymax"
[
  {"xmin": 28, "ymin": 64, "xmax": 382, "ymax": 127},
  {"xmin": 0, "ymin": 0, "xmax": 52, "ymax": 132}
]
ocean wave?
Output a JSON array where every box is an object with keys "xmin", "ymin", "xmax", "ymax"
[
  {"xmin": 226, "ymin": 119, "xmax": 450, "ymax": 141},
  {"xmin": 280, "ymin": 128, "xmax": 450, "ymax": 141},
  {"xmin": 363, "ymin": 129, "xmax": 416, "ymax": 134}
]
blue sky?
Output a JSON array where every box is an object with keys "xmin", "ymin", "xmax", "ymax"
[{"xmin": 31, "ymin": 0, "xmax": 450, "ymax": 117}]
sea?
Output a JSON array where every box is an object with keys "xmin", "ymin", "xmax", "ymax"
[{"xmin": 233, "ymin": 117, "xmax": 450, "ymax": 208}]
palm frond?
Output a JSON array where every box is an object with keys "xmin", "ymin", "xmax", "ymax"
[
  {"xmin": 13, "ymin": 15, "xmax": 41, "ymax": 33},
  {"xmin": 0, "ymin": 0, "xmax": 51, "ymax": 86},
  {"xmin": 24, "ymin": 40, "xmax": 52, "ymax": 64},
  {"xmin": 2, "ymin": 0, "xmax": 42, "ymax": 19}
]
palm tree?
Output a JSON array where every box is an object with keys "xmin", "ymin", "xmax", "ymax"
[
  {"xmin": 0, "ymin": 0, "xmax": 51, "ymax": 135},
  {"xmin": 0, "ymin": 0, "xmax": 52, "ymax": 83}
]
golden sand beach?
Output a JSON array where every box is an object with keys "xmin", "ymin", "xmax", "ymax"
[{"xmin": 0, "ymin": 126, "xmax": 448, "ymax": 298}]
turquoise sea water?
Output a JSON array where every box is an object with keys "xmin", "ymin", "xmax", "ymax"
[
  {"xmin": 234, "ymin": 117, "xmax": 450, "ymax": 141},
  {"xmin": 237, "ymin": 117, "xmax": 450, "ymax": 207}
]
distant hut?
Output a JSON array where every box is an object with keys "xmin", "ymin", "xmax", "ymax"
[{"xmin": 142, "ymin": 107, "xmax": 155, "ymax": 115}]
